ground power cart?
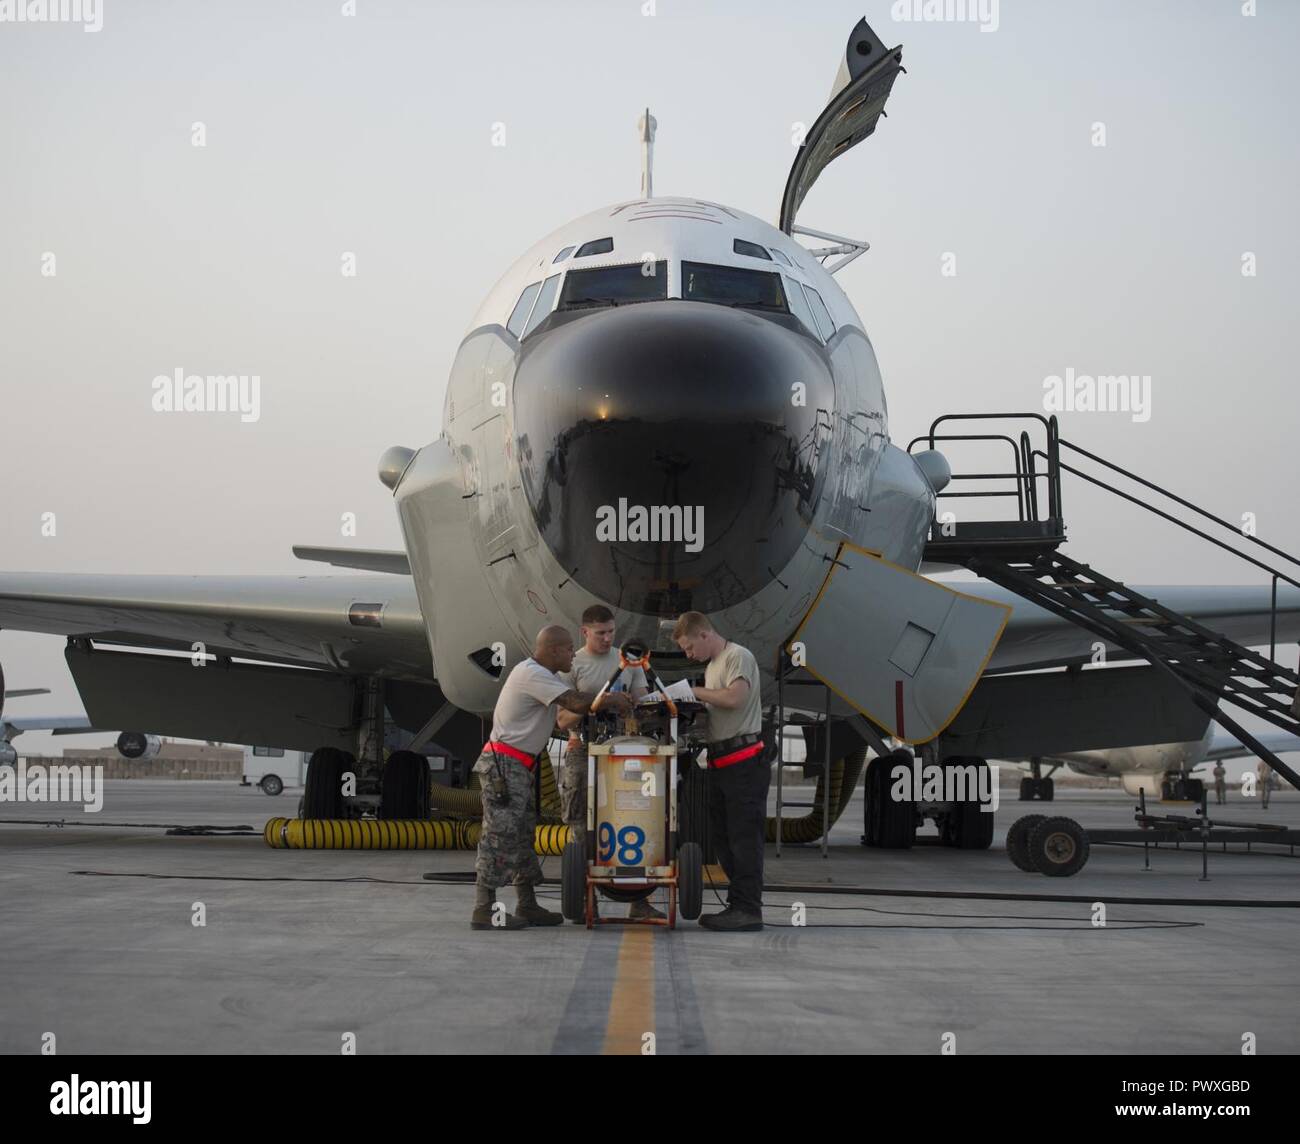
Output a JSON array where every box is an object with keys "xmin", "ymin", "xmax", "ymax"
[{"xmin": 560, "ymin": 645, "xmax": 703, "ymax": 928}]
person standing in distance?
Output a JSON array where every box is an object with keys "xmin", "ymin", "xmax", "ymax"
[
  {"xmin": 672, "ymin": 610, "xmax": 767, "ymax": 933},
  {"xmin": 555, "ymin": 604, "xmax": 661, "ymax": 922},
  {"xmin": 1258, "ymin": 759, "xmax": 1273, "ymax": 809},
  {"xmin": 471, "ymin": 624, "xmax": 631, "ymax": 931}
]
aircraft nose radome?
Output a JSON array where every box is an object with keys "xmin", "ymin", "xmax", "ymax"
[{"xmin": 512, "ymin": 300, "xmax": 834, "ymax": 617}]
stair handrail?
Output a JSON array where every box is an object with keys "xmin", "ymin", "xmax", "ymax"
[{"xmin": 1035, "ymin": 440, "xmax": 1300, "ymax": 659}]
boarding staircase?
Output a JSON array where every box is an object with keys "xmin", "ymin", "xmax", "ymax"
[{"xmin": 911, "ymin": 413, "xmax": 1300, "ymax": 792}]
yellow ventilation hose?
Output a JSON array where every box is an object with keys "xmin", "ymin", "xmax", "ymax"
[
  {"xmin": 267, "ymin": 748, "xmax": 864, "ymax": 850},
  {"xmin": 765, "ymin": 746, "xmax": 867, "ymax": 844},
  {"xmin": 265, "ymin": 816, "xmax": 572, "ymax": 852},
  {"xmin": 429, "ymin": 750, "xmax": 563, "ymax": 820}
]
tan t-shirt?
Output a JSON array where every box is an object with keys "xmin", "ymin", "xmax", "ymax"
[
  {"xmin": 488, "ymin": 658, "xmax": 571, "ymax": 756},
  {"xmin": 562, "ymin": 646, "xmax": 648, "ymax": 697},
  {"xmin": 704, "ymin": 641, "xmax": 762, "ymax": 742}
]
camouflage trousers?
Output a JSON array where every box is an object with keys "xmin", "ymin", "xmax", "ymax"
[
  {"xmin": 560, "ymin": 741, "xmax": 589, "ymax": 850},
  {"xmin": 472, "ymin": 749, "xmax": 543, "ymax": 889}
]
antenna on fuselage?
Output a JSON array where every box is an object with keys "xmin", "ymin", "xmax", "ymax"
[{"xmin": 638, "ymin": 107, "xmax": 657, "ymax": 198}]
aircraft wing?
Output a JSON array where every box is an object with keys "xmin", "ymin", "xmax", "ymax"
[
  {"xmin": 3, "ymin": 714, "xmax": 98, "ymax": 733},
  {"xmin": 973, "ymin": 583, "xmax": 1300, "ymax": 674},
  {"xmin": 1205, "ymin": 729, "xmax": 1300, "ymax": 762},
  {"xmin": 0, "ymin": 572, "xmax": 433, "ymax": 681},
  {"xmin": 1, "ymin": 572, "xmax": 1294, "ymax": 702}
]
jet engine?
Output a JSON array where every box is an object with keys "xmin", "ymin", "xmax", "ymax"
[{"xmin": 116, "ymin": 732, "xmax": 161, "ymax": 760}]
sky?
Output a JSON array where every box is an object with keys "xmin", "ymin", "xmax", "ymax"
[{"xmin": 1, "ymin": 0, "xmax": 1297, "ymax": 764}]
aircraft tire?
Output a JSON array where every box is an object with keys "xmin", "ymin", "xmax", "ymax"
[
  {"xmin": 942, "ymin": 757, "xmax": 994, "ymax": 849},
  {"xmin": 874, "ymin": 750, "xmax": 916, "ymax": 849},
  {"xmin": 302, "ymin": 748, "xmax": 351, "ymax": 819},
  {"xmin": 380, "ymin": 749, "xmax": 431, "ymax": 820}
]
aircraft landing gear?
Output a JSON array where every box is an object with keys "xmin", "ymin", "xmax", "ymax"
[
  {"xmin": 1161, "ymin": 773, "xmax": 1205, "ymax": 802},
  {"xmin": 380, "ymin": 749, "xmax": 431, "ymax": 819},
  {"xmin": 1019, "ymin": 776, "xmax": 1054, "ymax": 800},
  {"xmin": 861, "ymin": 750, "xmax": 916, "ymax": 849},
  {"xmin": 301, "ymin": 747, "xmax": 355, "ymax": 818},
  {"xmin": 1019, "ymin": 758, "xmax": 1054, "ymax": 801},
  {"xmin": 937, "ymin": 756, "xmax": 995, "ymax": 850}
]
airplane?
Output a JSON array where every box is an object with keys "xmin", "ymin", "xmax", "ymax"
[
  {"xmin": 1, "ymin": 17, "xmax": 1297, "ymax": 846},
  {"xmin": 0, "ymin": 687, "xmax": 162, "ymax": 767},
  {"xmin": 1010, "ymin": 723, "xmax": 1300, "ymax": 800}
]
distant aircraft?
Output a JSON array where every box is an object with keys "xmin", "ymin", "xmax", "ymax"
[
  {"xmin": 1008, "ymin": 721, "xmax": 1300, "ymax": 800},
  {"xmin": 0, "ymin": 687, "xmax": 159, "ymax": 767}
]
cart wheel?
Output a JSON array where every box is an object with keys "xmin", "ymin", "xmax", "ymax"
[
  {"xmin": 1028, "ymin": 816, "xmax": 1090, "ymax": 876},
  {"xmin": 678, "ymin": 842, "xmax": 703, "ymax": 920},
  {"xmin": 561, "ymin": 841, "xmax": 586, "ymax": 922},
  {"xmin": 1006, "ymin": 814, "xmax": 1046, "ymax": 872}
]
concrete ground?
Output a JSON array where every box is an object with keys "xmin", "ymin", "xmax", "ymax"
[{"xmin": 0, "ymin": 779, "xmax": 1296, "ymax": 1055}]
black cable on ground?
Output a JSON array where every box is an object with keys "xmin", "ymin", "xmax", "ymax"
[
  {"xmin": 1, "ymin": 818, "xmax": 259, "ymax": 832},
  {"xmin": 69, "ymin": 868, "xmax": 1300, "ymax": 909},
  {"xmin": 72, "ymin": 871, "xmax": 431, "ymax": 885},
  {"xmin": 757, "ymin": 920, "xmax": 1201, "ymax": 931}
]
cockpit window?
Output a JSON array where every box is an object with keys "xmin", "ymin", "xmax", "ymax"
[
  {"xmin": 783, "ymin": 277, "xmax": 821, "ymax": 341},
  {"xmin": 557, "ymin": 262, "xmax": 668, "ymax": 310},
  {"xmin": 802, "ymin": 284, "xmax": 837, "ymax": 340},
  {"xmin": 506, "ymin": 281, "xmax": 543, "ymax": 337},
  {"xmin": 733, "ymin": 238, "xmax": 772, "ymax": 260},
  {"xmin": 768, "ymin": 248, "xmax": 793, "ymax": 267},
  {"xmin": 574, "ymin": 237, "xmax": 614, "ymax": 258},
  {"xmin": 681, "ymin": 261, "xmax": 788, "ymax": 312},
  {"xmin": 521, "ymin": 274, "xmax": 561, "ymax": 337},
  {"xmin": 552, "ymin": 245, "xmax": 575, "ymax": 263}
]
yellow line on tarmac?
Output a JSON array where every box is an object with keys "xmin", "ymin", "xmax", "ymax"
[{"xmin": 601, "ymin": 926, "xmax": 655, "ymax": 1055}]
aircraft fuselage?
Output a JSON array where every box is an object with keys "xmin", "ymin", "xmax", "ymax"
[{"xmin": 394, "ymin": 198, "xmax": 938, "ymax": 714}]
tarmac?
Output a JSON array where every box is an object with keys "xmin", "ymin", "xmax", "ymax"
[{"xmin": 1, "ymin": 779, "xmax": 1296, "ymax": 1055}]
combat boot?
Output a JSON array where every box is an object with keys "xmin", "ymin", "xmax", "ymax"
[
  {"xmin": 471, "ymin": 883, "xmax": 528, "ymax": 931},
  {"xmin": 514, "ymin": 881, "xmax": 563, "ymax": 926},
  {"xmin": 628, "ymin": 896, "xmax": 666, "ymax": 921},
  {"xmin": 699, "ymin": 907, "xmax": 763, "ymax": 932}
]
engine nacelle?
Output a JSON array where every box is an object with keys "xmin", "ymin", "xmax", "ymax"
[
  {"xmin": 1121, "ymin": 772, "xmax": 1161, "ymax": 797},
  {"xmin": 0, "ymin": 741, "xmax": 17, "ymax": 767},
  {"xmin": 116, "ymin": 732, "xmax": 161, "ymax": 760}
]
